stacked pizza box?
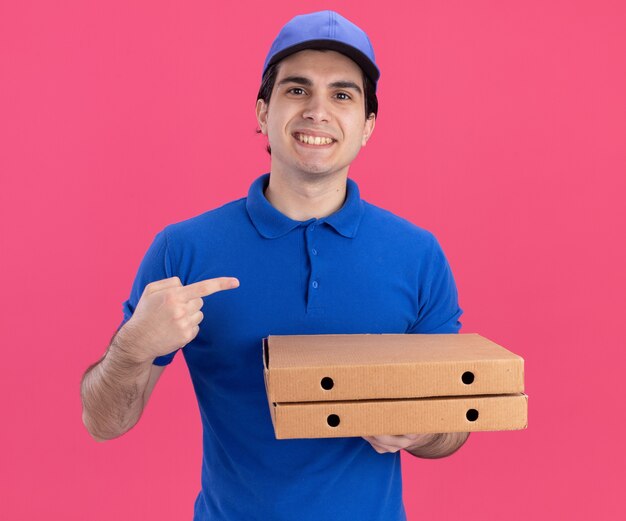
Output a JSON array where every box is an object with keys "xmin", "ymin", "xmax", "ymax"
[{"xmin": 262, "ymin": 333, "xmax": 528, "ymax": 439}]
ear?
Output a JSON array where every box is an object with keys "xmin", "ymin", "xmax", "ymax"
[
  {"xmin": 361, "ymin": 113, "xmax": 376, "ymax": 147},
  {"xmin": 256, "ymin": 99, "xmax": 269, "ymax": 135}
]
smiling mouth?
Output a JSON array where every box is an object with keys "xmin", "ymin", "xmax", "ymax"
[{"xmin": 293, "ymin": 132, "xmax": 336, "ymax": 146}]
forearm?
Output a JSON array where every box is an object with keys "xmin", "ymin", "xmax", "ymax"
[
  {"xmin": 405, "ymin": 432, "xmax": 470, "ymax": 459},
  {"xmin": 80, "ymin": 327, "xmax": 153, "ymax": 441}
]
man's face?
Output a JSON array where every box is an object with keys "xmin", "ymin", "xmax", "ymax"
[{"xmin": 256, "ymin": 49, "xmax": 375, "ymax": 180}]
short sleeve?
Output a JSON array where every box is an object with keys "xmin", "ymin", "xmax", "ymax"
[
  {"xmin": 119, "ymin": 228, "xmax": 179, "ymax": 366},
  {"xmin": 407, "ymin": 235, "xmax": 463, "ymax": 334}
]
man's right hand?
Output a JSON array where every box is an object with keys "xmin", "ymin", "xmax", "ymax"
[{"xmin": 119, "ymin": 276, "xmax": 240, "ymax": 363}]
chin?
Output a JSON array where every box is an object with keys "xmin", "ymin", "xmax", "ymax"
[{"xmin": 299, "ymin": 165, "xmax": 340, "ymax": 177}]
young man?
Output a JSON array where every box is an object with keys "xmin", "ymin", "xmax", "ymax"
[{"xmin": 81, "ymin": 11, "xmax": 468, "ymax": 520}]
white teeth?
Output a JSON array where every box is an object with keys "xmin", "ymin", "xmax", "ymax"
[{"xmin": 297, "ymin": 133, "xmax": 333, "ymax": 145}]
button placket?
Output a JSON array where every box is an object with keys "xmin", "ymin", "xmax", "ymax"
[{"xmin": 305, "ymin": 222, "xmax": 321, "ymax": 310}]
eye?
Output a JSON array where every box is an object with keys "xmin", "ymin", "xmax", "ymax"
[
  {"xmin": 336, "ymin": 92, "xmax": 352, "ymax": 100},
  {"xmin": 287, "ymin": 87, "xmax": 306, "ymax": 95}
]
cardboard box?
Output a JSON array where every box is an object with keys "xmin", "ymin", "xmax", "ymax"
[
  {"xmin": 263, "ymin": 333, "xmax": 528, "ymax": 439},
  {"xmin": 268, "ymin": 394, "xmax": 528, "ymax": 439},
  {"xmin": 263, "ymin": 333, "xmax": 524, "ymax": 402}
]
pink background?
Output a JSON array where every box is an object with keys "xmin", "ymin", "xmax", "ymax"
[{"xmin": 2, "ymin": 1, "xmax": 624, "ymax": 519}]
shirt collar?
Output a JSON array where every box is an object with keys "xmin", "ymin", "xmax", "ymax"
[{"xmin": 246, "ymin": 173, "xmax": 364, "ymax": 239}]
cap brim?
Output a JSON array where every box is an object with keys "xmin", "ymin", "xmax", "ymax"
[{"xmin": 265, "ymin": 39, "xmax": 380, "ymax": 85}]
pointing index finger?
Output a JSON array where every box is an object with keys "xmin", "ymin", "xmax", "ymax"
[{"xmin": 180, "ymin": 277, "xmax": 239, "ymax": 300}]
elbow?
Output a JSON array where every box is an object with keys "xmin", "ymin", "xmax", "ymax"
[
  {"xmin": 83, "ymin": 424, "xmax": 107, "ymax": 443},
  {"xmin": 82, "ymin": 413, "xmax": 106, "ymax": 442},
  {"xmin": 82, "ymin": 410, "xmax": 139, "ymax": 442}
]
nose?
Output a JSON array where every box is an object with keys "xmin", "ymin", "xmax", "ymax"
[{"xmin": 302, "ymin": 94, "xmax": 331, "ymax": 123}]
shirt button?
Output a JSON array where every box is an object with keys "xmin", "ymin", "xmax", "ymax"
[
  {"xmin": 312, "ymin": 248, "xmax": 318, "ymax": 255},
  {"xmin": 312, "ymin": 281, "xmax": 319, "ymax": 289},
  {"xmin": 309, "ymin": 225, "xmax": 315, "ymax": 232}
]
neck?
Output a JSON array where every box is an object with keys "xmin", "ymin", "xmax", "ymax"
[{"xmin": 264, "ymin": 171, "xmax": 348, "ymax": 221}]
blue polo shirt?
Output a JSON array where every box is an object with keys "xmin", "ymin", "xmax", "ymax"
[{"xmin": 120, "ymin": 173, "xmax": 463, "ymax": 521}]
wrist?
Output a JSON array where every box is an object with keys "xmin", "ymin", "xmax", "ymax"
[
  {"xmin": 405, "ymin": 432, "xmax": 470, "ymax": 459},
  {"xmin": 406, "ymin": 433, "xmax": 443, "ymax": 452},
  {"xmin": 109, "ymin": 323, "xmax": 153, "ymax": 366}
]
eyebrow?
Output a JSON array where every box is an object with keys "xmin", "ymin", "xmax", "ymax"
[{"xmin": 277, "ymin": 75, "xmax": 363, "ymax": 96}]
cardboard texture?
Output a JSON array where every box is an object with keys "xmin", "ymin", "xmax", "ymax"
[
  {"xmin": 263, "ymin": 333, "xmax": 524, "ymax": 401},
  {"xmin": 268, "ymin": 394, "xmax": 529, "ymax": 439},
  {"xmin": 263, "ymin": 333, "xmax": 528, "ymax": 439}
]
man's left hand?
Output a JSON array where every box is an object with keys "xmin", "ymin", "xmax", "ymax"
[{"xmin": 362, "ymin": 433, "xmax": 436, "ymax": 454}]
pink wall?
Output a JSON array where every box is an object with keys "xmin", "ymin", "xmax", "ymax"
[{"xmin": 2, "ymin": 1, "xmax": 624, "ymax": 519}]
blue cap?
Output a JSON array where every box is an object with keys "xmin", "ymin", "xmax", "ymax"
[{"xmin": 262, "ymin": 10, "xmax": 380, "ymax": 88}]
